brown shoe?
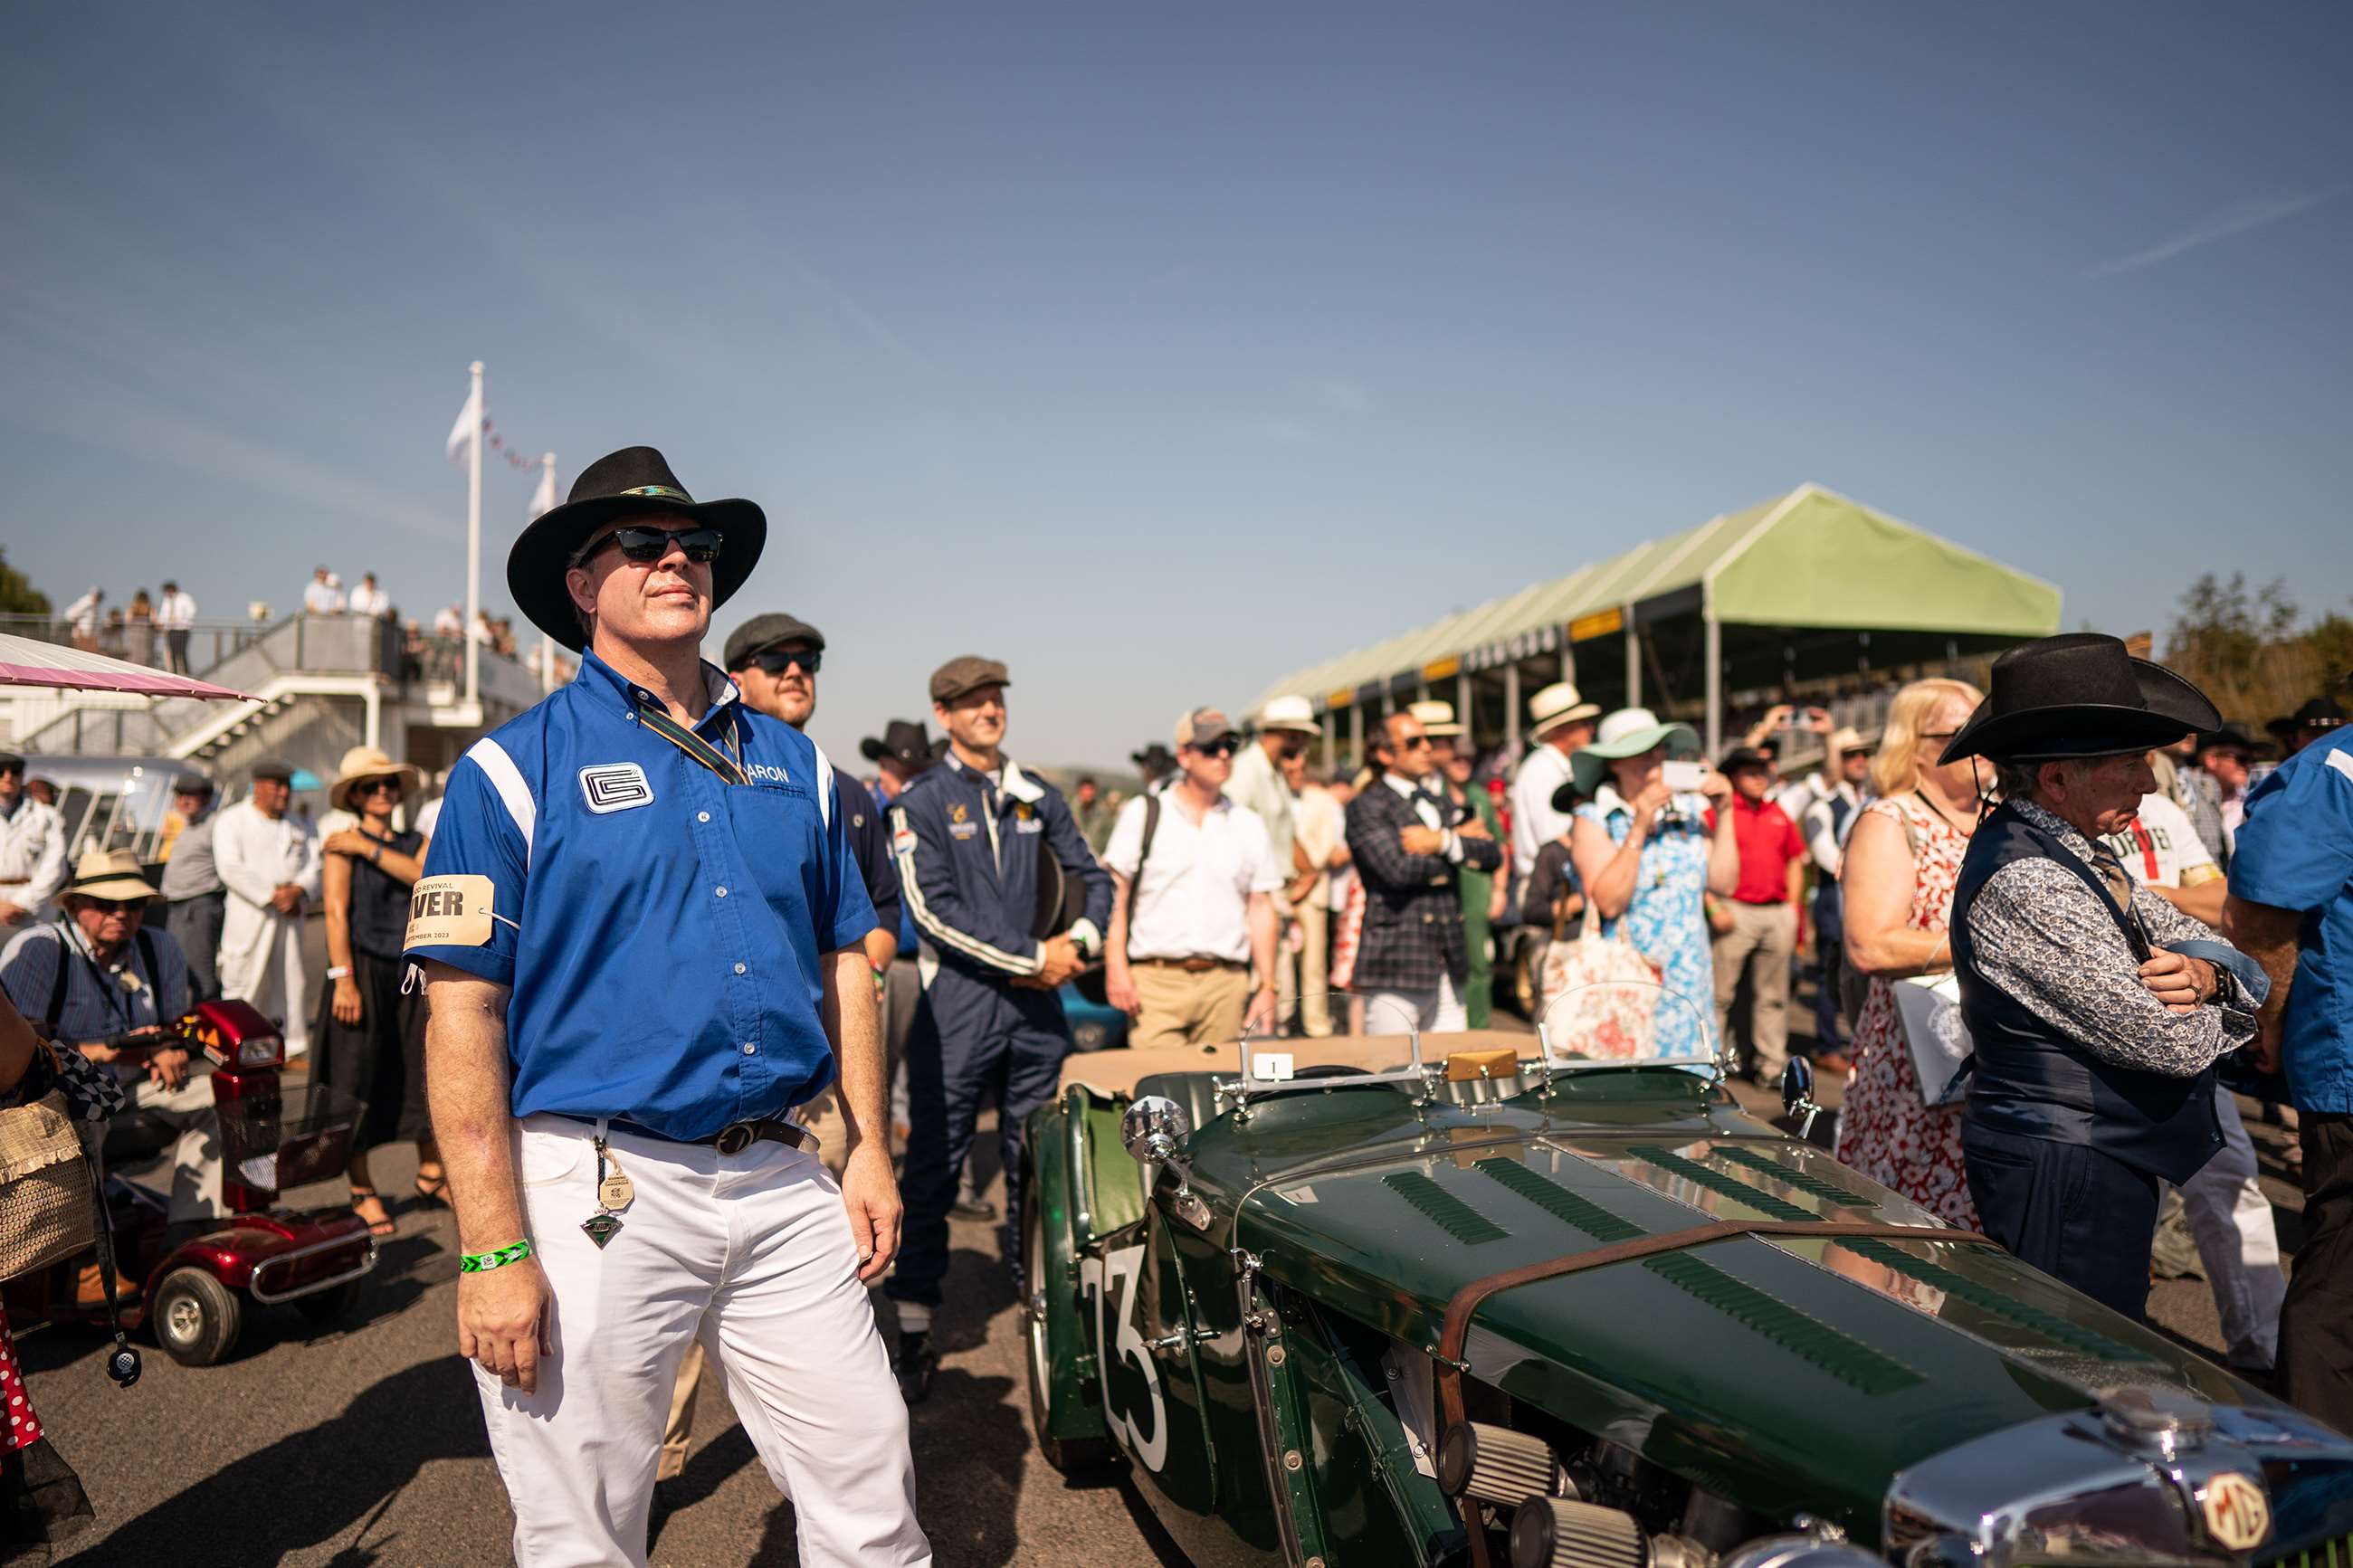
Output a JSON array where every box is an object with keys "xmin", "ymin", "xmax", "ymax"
[
  {"xmin": 74, "ymin": 1262, "xmax": 138, "ymax": 1311},
  {"xmin": 1813, "ymin": 1050, "xmax": 1853, "ymax": 1076}
]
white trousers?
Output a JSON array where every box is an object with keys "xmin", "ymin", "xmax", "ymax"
[
  {"xmin": 224, "ymin": 915, "xmax": 311, "ymax": 1055},
  {"xmin": 1363, "ymin": 973, "xmax": 1465, "ymax": 1037},
  {"xmin": 477, "ymin": 1115, "xmax": 930, "ymax": 1568},
  {"xmin": 2178, "ymin": 1086, "xmax": 2287, "ymax": 1371}
]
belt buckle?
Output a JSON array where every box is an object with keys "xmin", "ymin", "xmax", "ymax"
[{"xmin": 715, "ymin": 1122, "xmax": 755, "ymax": 1155}]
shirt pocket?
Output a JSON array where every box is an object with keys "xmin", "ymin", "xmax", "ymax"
[{"xmin": 725, "ymin": 782, "xmax": 826, "ymax": 921}]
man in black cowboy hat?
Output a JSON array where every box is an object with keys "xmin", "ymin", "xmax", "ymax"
[
  {"xmin": 862, "ymin": 718, "xmax": 936, "ymax": 804},
  {"xmin": 1941, "ymin": 633, "xmax": 2269, "ymax": 1319},
  {"xmin": 405, "ymin": 445, "xmax": 928, "ymax": 1563},
  {"xmin": 2268, "ymin": 696, "xmax": 2347, "ymax": 760}
]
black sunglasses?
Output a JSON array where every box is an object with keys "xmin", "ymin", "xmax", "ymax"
[
  {"xmin": 85, "ymin": 897, "xmax": 146, "ymax": 913},
  {"xmin": 750, "ymin": 648, "xmax": 822, "ymax": 677},
  {"xmin": 1186, "ymin": 737, "xmax": 1239, "ymax": 758},
  {"xmin": 1400, "ymin": 735, "xmax": 1434, "ymax": 751},
  {"xmin": 357, "ymin": 778, "xmax": 404, "ymax": 796},
  {"xmin": 576, "ymin": 524, "xmax": 724, "ymax": 567}
]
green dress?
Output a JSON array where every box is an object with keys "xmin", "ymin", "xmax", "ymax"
[{"xmin": 1455, "ymin": 784, "xmax": 1502, "ymax": 1028}]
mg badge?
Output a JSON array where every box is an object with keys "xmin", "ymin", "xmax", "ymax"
[{"xmin": 2201, "ymin": 1472, "xmax": 2271, "ymax": 1551}]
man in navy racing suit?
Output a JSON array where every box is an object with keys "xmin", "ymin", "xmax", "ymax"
[{"xmin": 885, "ymin": 655, "xmax": 1110, "ymax": 1402}]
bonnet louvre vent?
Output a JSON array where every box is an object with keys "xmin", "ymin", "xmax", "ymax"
[{"xmin": 1384, "ymin": 1172, "xmax": 1509, "ymax": 1245}]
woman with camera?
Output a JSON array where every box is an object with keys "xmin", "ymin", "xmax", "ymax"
[{"xmin": 1567, "ymin": 708, "xmax": 1740, "ymax": 1059}]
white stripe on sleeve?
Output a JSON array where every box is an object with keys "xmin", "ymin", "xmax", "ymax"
[{"xmin": 464, "ymin": 736, "xmax": 537, "ymax": 869}]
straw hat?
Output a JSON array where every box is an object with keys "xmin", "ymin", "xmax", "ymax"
[
  {"xmin": 1257, "ymin": 695, "xmax": 1321, "ymax": 735},
  {"xmin": 1408, "ymin": 699, "xmax": 1463, "ymax": 738},
  {"xmin": 1529, "ymin": 682, "xmax": 1601, "ymax": 735},
  {"xmin": 67, "ymin": 848, "xmax": 158, "ymax": 903},
  {"xmin": 1570, "ymin": 708, "xmax": 1700, "ymax": 798},
  {"xmin": 1828, "ymin": 727, "xmax": 1867, "ymax": 756},
  {"xmin": 329, "ymin": 746, "xmax": 426, "ymax": 813}
]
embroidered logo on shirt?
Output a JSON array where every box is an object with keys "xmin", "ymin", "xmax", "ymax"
[
  {"xmin": 578, "ymin": 763, "xmax": 654, "ymax": 814},
  {"xmin": 948, "ymin": 821, "xmax": 979, "ymax": 841},
  {"xmin": 949, "ymin": 803, "xmax": 969, "ymax": 824}
]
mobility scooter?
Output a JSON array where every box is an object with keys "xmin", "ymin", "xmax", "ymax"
[{"xmin": 4, "ymin": 998, "xmax": 379, "ymax": 1366}]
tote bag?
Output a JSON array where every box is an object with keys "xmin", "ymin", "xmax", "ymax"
[
  {"xmin": 0, "ymin": 1088, "xmax": 95, "ymax": 1281},
  {"xmin": 1538, "ymin": 906, "xmax": 1665, "ymax": 1060},
  {"xmin": 1893, "ymin": 972, "xmax": 1975, "ymax": 1107}
]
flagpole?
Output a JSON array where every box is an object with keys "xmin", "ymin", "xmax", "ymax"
[
  {"xmin": 465, "ymin": 359, "xmax": 484, "ymax": 718},
  {"xmin": 539, "ymin": 451, "xmax": 558, "ymax": 695}
]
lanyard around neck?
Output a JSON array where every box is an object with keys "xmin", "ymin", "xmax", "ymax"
[
  {"xmin": 636, "ymin": 697, "xmax": 748, "ymax": 786},
  {"xmin": 62, "ymin": 919, "xmax": 143, "ymax": 1030}
]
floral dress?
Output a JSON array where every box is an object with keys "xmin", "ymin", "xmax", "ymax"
[
  {"xmin": 1573, "ymin": 788, "xmax": 1720, "ymax": 1060},
  {"xmin": 1834, "ymin": 794, "xmax": 1977, "ymax": 1229}
]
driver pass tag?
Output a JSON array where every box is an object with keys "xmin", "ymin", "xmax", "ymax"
[
  {"xmin": 405, "ymin": 874, "xmax": 499, "ymax": 949},
  {"xmin": 1252, "ymin": 1052, "xmax": 1295, "ymax": 1083}
]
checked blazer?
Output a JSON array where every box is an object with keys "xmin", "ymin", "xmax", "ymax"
[{"xmin": 1344, "ymin": 774, "xmax": 1503, "ymax": 994}]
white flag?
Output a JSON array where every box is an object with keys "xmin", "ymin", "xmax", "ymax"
[
  {"xmin": 528, "ymin": 460, "xmax": 558, "ymax": 520},
  {"xmin": 444, "ymin": 383, "xmax": 482, "ymax": 467}
]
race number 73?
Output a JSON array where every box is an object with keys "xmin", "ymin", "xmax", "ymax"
[{"xmin": 1081, "ymin": 1244, "xmax": 1168, "ymax": 1471}]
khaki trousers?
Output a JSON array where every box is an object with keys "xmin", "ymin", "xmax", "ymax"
[
  {"xmin": 1712, "ymin": 901, "xmax": 1796, "ymax": 1079},
  {"xmin": 1291, "ymin": 903, "xmax": 1332, "ymax": 1038},
  {"xmin": 1130, "ymin": 964, "xmax": 1250, "ymax": 1050}
]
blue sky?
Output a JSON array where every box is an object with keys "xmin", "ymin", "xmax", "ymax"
[{"xmin": 4, "ymin": 3, "xmax": 2345, "ymax": 767}]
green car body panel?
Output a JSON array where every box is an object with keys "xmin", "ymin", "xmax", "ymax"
[{"xmin": 1023, "ymin": 1066, "xmax": 2295, "ymax": 1568}]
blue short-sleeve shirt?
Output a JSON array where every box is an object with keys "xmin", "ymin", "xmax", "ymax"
[
  {"xmin": 404, "ymin": 651, "xmax": 877, "ymax": 1140},
  {"xmin": 2229, "ymin": 733, "xmax": 2353, "ymax": 1113}
]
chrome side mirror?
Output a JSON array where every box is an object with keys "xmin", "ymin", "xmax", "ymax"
[
  {"xmin": 1780, "ymin": 1058, "xmax": 1822, "ymax": 1141},
  {"xmin": 1122, "ymin": 1095, "xmax": 1192, "ymax": 1168}
]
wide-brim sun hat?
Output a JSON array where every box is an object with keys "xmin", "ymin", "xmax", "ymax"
[
  {"xmin": 1570, "ymin": 708, "xmax": 1700, "ymax": 799},
  {"xmin": 67, "ymin": 848, "xmax": 158, "ymax": 903},
  {"xmin": 507, "ymin": 445, "xmax": 767, "ymax": 653},
  {"xmin": 1939, "ymin": 632, "xmax": 2221, "ymax": 766},
  {"xmin": 1257, "ymin": 695, "xmax": 1320, "ymax": 735},
  {"xmin": 1529, "ymin": 681, "xmax": 1601, "ymax": 734},
  {"xmin": 1408, "ymin": 699, "xmax": 1463, "ymax": 738},
  {"xmin": 329, "ymin": 745, "xmax": 426, "ymax": 813}
]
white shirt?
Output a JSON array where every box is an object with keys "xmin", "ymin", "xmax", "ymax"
[
  {"xmin": 0, "ymin": 798, "xmax": 69, "ymax": 911},
  {"xmin": 2101, "ymin": 792, "xmax": 2219, "ymax": 893},
  {"xmin": 1103, "ymin": 788, "xmax": 1281, "ymax": 964},
  {"xmin": 433, "ymin": 608, "xmax": 463, "ymax": 638},
  {"xmin": 156, "ymin": 589, "xmax": 197, "ymax": 631},
  {"xmin": 1510, "ymin": 742, "xmax": 1576, "ymax": 880},
  {"xmin": 303, "ymin": 579, "xmax": 345, "ymax": 614},
  {"xmin": 63, "ymin": 592, "xmax": 100, "ymax": 635},
  {"xmin": 214, "ymin": 800, "xmax": 323, "ymax": 915},
  {"xmin": 1386, "ymin": 772, "xmax": 1467, "ymax": 862},
  {"xmin": 1775, "ymin": 772, "xmax": 1834, "ymax": 825},
  {"xmin": 348, "ymin": 582, "xmax": 390, "ymax": 616},
  {"xmin": 471, "ymin": 617, "xmax": 496, "ymax": 646},
  {"xmin": 1291, "ymin": 784, "xmax": 1348, "ymax": 911}
]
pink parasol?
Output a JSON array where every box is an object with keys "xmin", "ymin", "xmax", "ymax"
[{"xmin": 0, "ymin": 632, "xmax": 256, "ymax": 700}]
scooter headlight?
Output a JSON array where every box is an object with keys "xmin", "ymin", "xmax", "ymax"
[{"xmin": 236, "ymin": 1037, "xmax": 281, "ymax": 1068}]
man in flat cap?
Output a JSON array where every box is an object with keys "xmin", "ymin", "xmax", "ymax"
[
  {"xmin": 157, "ymin": 772, "xmax": 226, "ymax": 1003},
  {"xmin": 883, "ymin": 654, "xmax": 1110, "ymax": 1401},
  {"xmin": 1942, "ymin": 634, "xmax": 2267, "ymax": 1319}
]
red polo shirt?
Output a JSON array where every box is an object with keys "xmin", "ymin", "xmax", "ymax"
[{"xmin": 1726, "ymin": 793, "xmax": 1805, "ymax": 905}]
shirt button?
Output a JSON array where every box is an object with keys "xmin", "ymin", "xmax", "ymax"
[
  {"xmin": 742, "ymin": 1042, "xmax": 757, "ymax": 1055},
  {"xmin": 734, "ymin": 963, "xmax": 747, "ymax": 975},
  {"xmin": 698, "ymin": 812, "xmax": 710, "ymax": 823},
  {"xmin": 715, "ymin": 886, "xmax": 729, "ymax": 898}
]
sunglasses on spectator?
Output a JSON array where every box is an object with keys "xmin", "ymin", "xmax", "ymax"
[
  {"xmin": 83, "ymin": 897, "xmax": 146, "ymax": 913},
  {"xmin": 1841, "ymin": 747, "xmax": 1872, "ymax": 759},
  {"xmin": 749, "ymin": 648, "xmax": 822, "ymax": 677},
  {"xmin": 357, "ymin": 778, "xmax": 403, "ymax": 796},
  {"xmin": 1186, "ymin": 737, "xmax": 1239, "ymax": 757},
  {"xmin": 1400, "ymin": 735, "xmax": 1434, "ymax": 751},
  {"xmin": 575, "ymin": 524, "xmax": 724, "ymax": 567}
]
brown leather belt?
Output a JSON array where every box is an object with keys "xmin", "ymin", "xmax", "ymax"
[
  {"xmin": 1434, "ymin": 1218, "xmax": 1996, "ymax": 1567},
  {"xmin": 1137, "ymin": 956, "xmax": 1246, "ymax": 974}
]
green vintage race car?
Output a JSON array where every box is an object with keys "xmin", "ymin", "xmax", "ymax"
[{"xmin": 1020, "ymin": 999, "xmax": 2353, "ymax": 1568}]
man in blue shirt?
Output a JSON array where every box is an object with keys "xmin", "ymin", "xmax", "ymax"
[
  {"xmin": 406, "ymin": 446, "xmax": 929, "ymax": 1567},
  {"xmin": 884, "ymin": 656, "xmax": 1110, "ymax": 1401},
  {"xmin": 2228, "ymin": 712, "xmax": 2353, "ymax": 1430}
]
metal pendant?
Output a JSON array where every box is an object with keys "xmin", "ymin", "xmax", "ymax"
[{"xmin": 581, "ymin": 1212, "xmax": 623, "ymax": 1249}]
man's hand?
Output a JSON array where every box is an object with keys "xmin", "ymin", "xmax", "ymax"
[
  {"xmin": 1243, "ymin": 984, "xmax": 1279, "ymax": 1035},
  {"xmin": 1805, "ymin": 707, "xmax": 1834, "ymax": 735},
  {"xmin": 1105, "ymin": 964, "xmax": 1140, "ymax": 1016},
  {"xmin": 1457, "ymin": 816, "xmax": 1492, "ymax": 841},
  {"xmin": 2139, "ymin": 950, "xmax": 2215, "ymax": 1013},
  {"xmin": 1034, "ymin": 935, "xmax": 1083, "ymax": 988},
  {"xmin": 0, "ymin": 901, "xmax": 27, "ymax": 927},
  {"xmin": 145, "ymin": 1047, "xmax": 191, "ymax": 1092},
  {"xmin": 1706, "ymin": 898, "xmax": 1736, "ymax": 936},
  {"xmin": 458, "ymin": 1259, "xmax": 553, "ymax": 1394},
  {"xmin": 270, "ymin": 884, "xmax": 304, "ymax": 916},
  {"xmin": 841, "ymin": 1140, "xmax": 902, "ymax": 1284},
  {"xmin": 2252, "ymin": 1016, "xmax": 2282, "ymax": 1076},
  {"xmin": 332, "ymin": 975, "xmax": 364, "ymax": 1026},
  {"xmin": 1400, "ymin": 825, "xmax": 1445, "ymax": 856}
]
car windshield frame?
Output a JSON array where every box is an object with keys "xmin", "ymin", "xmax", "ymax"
[
  {"xmin": 1235, "ymin": 993, "xmax": 1430, "ymax": 1103},
  {"xmin": 1534, "ymin": 979, "xmax": 1727, "ymax": 1079}
]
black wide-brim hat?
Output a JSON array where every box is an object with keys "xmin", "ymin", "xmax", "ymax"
[
  {"xmin": 2267, "ymin": 697, "xmax": 2347, "ymax": 738},
  {"xmin": 507, "ymin": 445, "xmax": 767, "ymax": 652},
  {"xmin": 1939, "ymin": 632, "xmax": 2221, "ymax": 766},
  {"xmin": 861, "ymin": 719, "xmax": 934, "ymax": 772}
]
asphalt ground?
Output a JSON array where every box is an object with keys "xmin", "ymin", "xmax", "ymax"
[{"xmin": 24, "ymin": 1046, "xmax": 2305, "ymax": 1566}]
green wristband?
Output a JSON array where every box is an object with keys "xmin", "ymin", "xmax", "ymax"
[{"xmin": 459, "ymin": 1239, "xmax": 533, "ymax": 1273}]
